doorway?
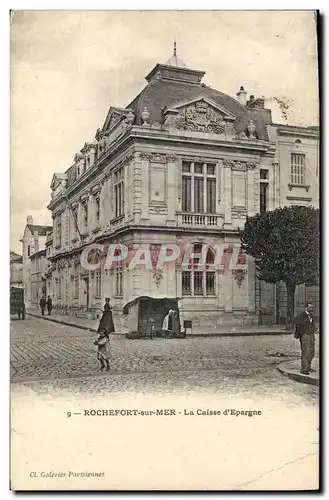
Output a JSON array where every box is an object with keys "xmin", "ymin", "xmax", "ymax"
[{"xmin": 83, "ymin": 277, "xmax": 90, "ymax": 308}]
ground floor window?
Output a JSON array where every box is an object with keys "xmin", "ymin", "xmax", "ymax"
[
  {"xmin": 93, "ymin": 270, "xmax": 101, "ymax": 298},
  {"xmin": 182, "ymin": 244, "xmax": 216, "ymax": 296},
  {"xmin": 74, "ymin": 274, "xmax": 79, "ymax": 299},
  {"xmin": 115, "ymin": 267, "xmax": 123, "ymax": 297},
  {"xmin": 56, "ymin": 277, "xmax": 61, "ymax": 299},
  {"xmin": 182, "ymin": 270, "xmax": 216, "ymax": 296}
]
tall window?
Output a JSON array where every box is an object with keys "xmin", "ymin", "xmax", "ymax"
[
  {"xmin": 291, "ymin": 153, "xmax": 305, "ymax": 185},
  {"xmin": 95, "ymin": 197, "xmax": 100, "ymax": 225},
  {"xmin": 27, "ymin": 245, "xmax": 31, "ymax": 257},
  {"xmin": 72, "ymin": 207, "xmax": 78, "ymax": 239},
  {"xmin": 260, "ymin": 183, "xmax": 268, "ymax": 215},
  {"xmin": 115, "ymin": 266, "xmax": 123, "ymax": 296},
  {"xmin": 93, "ymin": 270, "xmax": 101, "ymax": 298},
  {"xmin": 114, "ymin": 168, "xmax": 124, "ymax": 218},
  {"xmin": 182, "ymin": 245, "xmax": 215, "ymax": 296},
  {"xmin": 82, "ymin": 202, "xmax": 88, "ymax": 233},
  {"xmin": 74, "ymin": 274, "xmax": 79, "ymax": 299},
  {"xmin": 182, "ymin": 161, "xmax": 216, "ymax": 213},
  {"xmin": 56, "ymin": 217, "xmax": 62, "ymax": 247},
  {"xmin": 56, "ymin": 277, "xmax": 61, "ymax": 299}
]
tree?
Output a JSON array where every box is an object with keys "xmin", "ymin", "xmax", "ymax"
[{"xmin": 239, "ymin": 206, "xmax": 319, "ymax": 327}]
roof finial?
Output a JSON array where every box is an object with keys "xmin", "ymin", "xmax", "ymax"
[{"xmin": 174, "ymin": 40, "xmax": 177, "ymax": 57}]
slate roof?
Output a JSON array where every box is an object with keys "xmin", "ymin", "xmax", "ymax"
[
  {"xmin": 127, "ymin": 78, "xmax": 270, "ymax": 140},
  {"xmin": 29, "ymin": 248, "xmax": 47, "ymax": 259},
  {"xmin": 27, "ymin": 224, "xmax": 52, "ymax": 236},
  {"xmin": 66, "ymin": 164, "xmax": 77, "ymax": 185},
  {"xmin": 10, "ymin": 251, "xmax": 22, "ymax": 263}
]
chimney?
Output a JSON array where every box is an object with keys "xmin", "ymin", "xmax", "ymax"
[
  {"xmin": 27, "ymin": 215, "xmax": 33, "ymax": 225},
  {"xmin": 257, "ymin": 97, "xmax": 265, "ymax": 109},
  {"xmin": 34, "ymin": 230, "xmax": 39, "ymax": 252},
  {"xmin": 236, "ymin": 86, "xmax": 247, "ymax": 106}
]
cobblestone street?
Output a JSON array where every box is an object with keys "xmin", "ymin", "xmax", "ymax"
[
  {"xmin": 11, "ymin": 316, "xmax": 319, "ymax": 403},
  {"xmin": 11, "ymin": 316, "xmax": 320, "ymax": 490}
]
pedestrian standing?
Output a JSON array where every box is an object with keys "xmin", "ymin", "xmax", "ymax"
[
  {"xmin": 162, "ymin": 309, "xmax": 173, "ymax": 336},
  {"xmin": 294, "ymin": 302, "xmax": 316, "ymax": 375},
  {"xmin": 39, "ymin": 296, "xmax": 46, "ymax": 316},
  {"xmin": 97, "ymin": 297, "xmax": 115, "ymax": 335},
  {"xmin": 170, "ymin": 309, "xmax": 181, "ymax": 337},
  {"xmin": 46, "ymin": 295, "xmax": 52, "ymax": 316}
]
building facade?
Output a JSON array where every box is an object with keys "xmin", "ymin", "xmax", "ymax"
[
  {"xmin": 266, "ymin": 124, "xmax": 319, "ymax": 322},
  {"xmin": 20, "ymin": 216, "xmax": 52, "ymax": 306},
  {"xmin": 30, "ymin": 249, "xmax": 47, "ymax": 306},
  {"xmin": 10, "ymin": 251, "xmax": 23, "ymax": 285},
  {"xmin": 45, "ymin": 231, "xmax": 54, "ymax": 299},
  {"xmin": 46, "ymin": 51, "xmax": 319, "ymax": 331}
]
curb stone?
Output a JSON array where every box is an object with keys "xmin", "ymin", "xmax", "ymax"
[
  {"xmin": 277, "ymin": 360, "xmax": 319, "ymax": 386},
  {"xmin": 27, "ymin": 312, "xmax": 97, "ymax": 333},
  {"xmin": 26, "ymin": 312, "xmax": 293, "ymax": 338}
]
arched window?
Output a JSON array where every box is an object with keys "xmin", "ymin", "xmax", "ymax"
[{"xmin": 182, "ymin": 244, "xmax": 216, "ymax": 296}]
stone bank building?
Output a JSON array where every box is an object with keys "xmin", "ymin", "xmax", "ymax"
[{"xmin": 47, "ymin": 50, "xmax": 319, "ymax": 333}]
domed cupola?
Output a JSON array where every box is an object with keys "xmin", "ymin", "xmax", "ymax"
[{"xmin": 145, "ymin": 42, "xmax": 205, "ymax": 85}]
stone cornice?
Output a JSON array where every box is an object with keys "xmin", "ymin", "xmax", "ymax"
[
  {"xmin": 179, "ymin": 155, "xmax": 221, "ymax": 164},
  {"xmin": 139, "ymin": 152, "xmax": 178, "ymax": 163},
  {"xmin": 223, "ymin": 160, "xmax": 258, "ymax": 170},
  {"xmin": 48, "ymin": 126, "xmax": 273, "ymax": 211},
  {"xmin": 50, "ymin": 220, "xmax": 242, "ymax": 261},
  {"xmin": 276, "ymin": 127, "xmax": 318, "ymax": 139}
]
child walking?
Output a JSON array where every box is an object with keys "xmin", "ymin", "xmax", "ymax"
[{"xmin": 94, "ymin": 330, "xmax": 110, "ymax": 371}]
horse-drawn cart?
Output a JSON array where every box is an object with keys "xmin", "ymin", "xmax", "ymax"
[{"xmin": 10, "ymin": 285, "xmax": 25, "ymax": 319}]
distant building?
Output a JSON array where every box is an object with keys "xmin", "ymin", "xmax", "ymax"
[
  {"xmin": 46, "ymin": 48, "xmax": 319, "ymax": 331},
  {"xmin": 45, "ymin": 231, "xmax": 54, "ymax": 298},
  {"xmin": 30, "ymin": 249, "xmax": 47, "ymax": 305},
  {"xmin": 10, "ymin": 251, "xmax": 23, "ymax": 286},
  {"xmin": 20, "ymin": 216, "xmax": 52, "ymax": 306}
]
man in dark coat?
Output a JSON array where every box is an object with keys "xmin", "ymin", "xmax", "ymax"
[
  {"xmin": 46, "ymin": 296, "xmax": 52, "ymax": 316},
  {"xmin": 39, "ymin": 296, "xmax": 46, "ymax": 316},
  {"xmin": 294, "ymin": 302, "xmax": 316, "ymax": 375}
]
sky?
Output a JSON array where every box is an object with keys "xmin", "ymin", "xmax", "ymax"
[{"xmin": 10, "ymin": 10, "xmax": 319, "ymax": 253}]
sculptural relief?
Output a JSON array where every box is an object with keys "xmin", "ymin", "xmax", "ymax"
[{"xmin": 175, "ymin": 100, "xmax": 236, "ymax": 135}]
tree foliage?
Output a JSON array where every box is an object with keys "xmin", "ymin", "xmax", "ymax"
[{"xmin": 239, "ymin": 206, "xmax": 319, "ymax": 285}]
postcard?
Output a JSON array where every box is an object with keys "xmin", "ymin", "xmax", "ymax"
[{"xmin": 10, "ymin": 10, "xmax": 320, "ymax": 491}]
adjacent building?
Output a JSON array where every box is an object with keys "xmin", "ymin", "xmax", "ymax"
[
  {"xmin": 10, "ymin": 251, "xmax": 23, "ymax": 286},
  {"xmin": 30, "ymin": 248, "xmax": 47, "ymax": 306},
  {"xmin": 46, "ymin": 49, "xmax": 319, "ymax": 332},
  {"xmin": 267, "ymin": 124, "xmax": 319, "ymax": 322},
  {"xmin": 20, "ymin": 216, "xmax": 52, "ymax": 306}
]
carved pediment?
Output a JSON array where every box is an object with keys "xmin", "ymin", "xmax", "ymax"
[
  {"xmin": 80, "ymin": 142, "xmax": 97, "ymax": 155},
  {"xmin": 163, "ymin": 95, "xmax": 236, "ymax": 135},
  {"xmin": 50, "ymin": 173, "xmax": 67, "ymax": 190},
  {"xmin": 101, "ymin": 107, "xmax": 135, "ymax": 134}
]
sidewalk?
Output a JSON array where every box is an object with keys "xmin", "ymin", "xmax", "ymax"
[
  {"xmin": 277, "ymin": 359, "xmax": 319, "ymax": 386},
  {"xmin": 27, "ymin": 309, "xmax": 99, "ymax": 332},
  {"xmin": 26, "ymin": 308, "xmax": 291, "ymax": 337}
]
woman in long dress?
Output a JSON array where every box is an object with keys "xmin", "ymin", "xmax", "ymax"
[
  {"xmin": 162, "ymin": 309, "xmax": 174, "ymax": 335},
  {"xmin": 97, "ymin": 297, "xmax": 115, "ymax": 335},
  {"xmin": 171, "ymin": 310, "xmax": 180, "ymax": 336}
]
